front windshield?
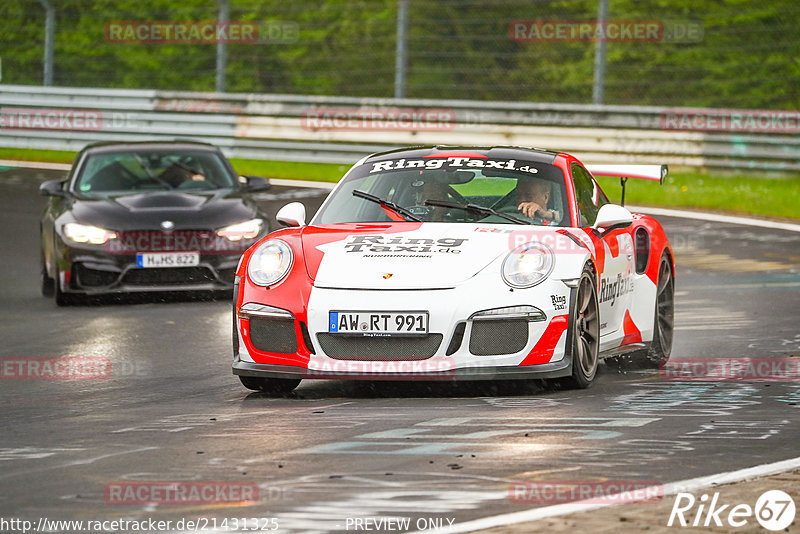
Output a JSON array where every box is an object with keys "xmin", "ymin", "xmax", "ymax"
[
  {"xmin": 313, "ymin": 155, "xmax": 569, "ymax": 226},
  {"xmin": 74, "ymin": 149, "xmax": 236, "ymax": 195}
]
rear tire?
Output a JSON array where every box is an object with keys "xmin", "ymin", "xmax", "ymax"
[
  {"xmin": 556, "ymin": 265, "xmax": 600, "ymax": 389},
  {"xmin": 644, "ymin": 252, "xmax": 674, "ymax": 365},
  {"xmin": 239, "ymin": 376, "xmax": 300, "ymax": 396},
  {"xmin": 607, "ymin": 252, "xmax": 674, "ymax": 369}
]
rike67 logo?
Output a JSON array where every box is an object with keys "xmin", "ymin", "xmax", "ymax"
[{"xmin": 668, "ymin": 490, "xmax": 796, "ymax": 531}]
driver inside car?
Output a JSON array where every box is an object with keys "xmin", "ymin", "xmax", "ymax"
[
  {"xmin": 158, "ymin": 157, "xmax": 207, "ymax": 188},
  {"xmin": 514, "ymin": 178, "xmax": 562, "ymax": 223}
]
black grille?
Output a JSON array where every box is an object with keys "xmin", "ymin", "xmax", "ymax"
[
  {"xmin": 74, "ymin": 264, "xmax": 119, "ymax": 287},
  {"xmin": 469, "ymin": 320, "xmax": 529, "ymax": 356},
  {"xmin": 249, "ymin": 317, "xmax": 298, "ymax": 354},
  {"xmin": 121, "ymin": 267, "xmax": 216, "ymax": 286},
  {"xmin": 317, "ymin": 334, "xmax": 443, "ymax": 360},
  {"xmin": 446, "ymin": 322, "xmax": 466, "ymax": 355},
  {"xmin": 217, "ymin": 267, "xmax": 237, "ymax": 284}
]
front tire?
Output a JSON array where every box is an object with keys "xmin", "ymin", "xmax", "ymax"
[
  {"xmin": 558, "ymin": 266, "xmax": 600, "ymax": 389},
  {"xmin": 239, "ymin": 376, "xmax": 300, "ymax": 396},
  {"xmin": 41, "ymin": 249, "xmax": 55, "ymax": 298},
  {"xmin": 53, "ymin": 266, "xmax": 81, "ymax": 306}
]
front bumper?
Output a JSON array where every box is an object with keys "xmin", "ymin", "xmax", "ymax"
[
  {"xmin": 234, "ymin": 275, "xmax": 576, "ymax": 381},
  {"xmin": 232, "ymin": 358, "xmax": 572, "ymax": 381},
  {"xmin": 56, "ymin": 242, "xmax": 242, "ymax": 294}
]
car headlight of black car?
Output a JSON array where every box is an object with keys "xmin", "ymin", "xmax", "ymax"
[
  {"xmin": 216, "ymin": 218, "xmax": 263, "ymax": 241},
  {"xmin": 63, "ymin": 222, "xmax": 118, "ymax": 245}
]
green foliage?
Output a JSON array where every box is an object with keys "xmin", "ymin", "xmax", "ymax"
[{"xmin": 1, "ymin": 0, "xmax": 798, "ymax": 108}]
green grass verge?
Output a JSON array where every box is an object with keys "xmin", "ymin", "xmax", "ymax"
[
  {"xmin": 0, "ymin": 147, "xmax": 77, "ymax": 164},
  {"xmin": 596, "ymin": 171, "xmax": 800, "ymax": 220},
  {"xmin": 229, "ymin": 158, "xmax": 349, "ymax": 183},
  {"xmin": 1, "ymin": 147, "xmax": 797, "ymax": 219}
]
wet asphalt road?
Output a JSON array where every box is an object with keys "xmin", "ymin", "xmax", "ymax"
[{"xmin": 0, "ymin": 166, "xmax": 799, "ymax": 533}]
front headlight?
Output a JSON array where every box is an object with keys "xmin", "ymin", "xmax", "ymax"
[
  {"xmin": 502, "ymin": 242, "xmax": 554, "ymax": 288},
  {"xmin": 247, "ymin": 239, "xmax": 293, "ymax": 286},
  {"xmin": 63, "ymin": 223, "xmax": 117, "ymax": 245},
  {"xmin": 216, "ymin": 219, "xmax": 263, "ymax": 241}
]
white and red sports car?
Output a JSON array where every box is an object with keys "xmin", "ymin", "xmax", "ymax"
[{"xmin": 232, "ymin": 147, "xmax": 674, "ymax": 394}]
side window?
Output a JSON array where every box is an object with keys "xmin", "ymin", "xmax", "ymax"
[{"xmin": 571, "ymin": 163, "xmax": 602, "ymax": 227}]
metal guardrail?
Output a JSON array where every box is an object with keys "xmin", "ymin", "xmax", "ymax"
[{"xmin": 1, "ymin": 84, "xmax": 798, "ymax": 171}]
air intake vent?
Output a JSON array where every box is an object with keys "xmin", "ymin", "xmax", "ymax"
[
  {"xmin": 469, "ymin": 320, "xmax": 529, "ymax": 356},
  {"xmin": 249, "ymin": 317, "xmax": 297, "ymax": 354},
  {"xmin": 316, "ymin": 334, "xmax": 443, "ymax": 360},
  {"xmin": 634, "ymin": 227, "xmax": 650, "ymax": 274}
]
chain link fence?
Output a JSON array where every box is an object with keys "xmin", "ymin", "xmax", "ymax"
[{"xmin": 0, "ymin": 0, "xmax": 798, "ymax": 109}]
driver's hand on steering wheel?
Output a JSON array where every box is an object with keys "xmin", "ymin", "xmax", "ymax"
[
  {"xmin": 517, "ymin": 201, "xmax": 545, "ymax": 219},
  {"xmin": 191, "ymin": 173, "xmax": 206, "ymax": 182},
  {"xmin": 518, "ymin": 201, "xmax": 559, "ymax": 221}
]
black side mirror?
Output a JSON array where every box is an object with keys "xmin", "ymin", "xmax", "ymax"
[
  {"xmin": 40, "ymin": 179, "xmax": 68, "ymax": 197},
  {"xmin": 241, "ymin": 175, "xmax": 271, "ymax": 192}
]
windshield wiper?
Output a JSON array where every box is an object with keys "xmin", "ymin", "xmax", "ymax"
[
  {"xmin": 424, "ymin": 199, "xmax": 529, "ymax": 225},
  {"xmin": 353, "ymin": 190, "xmax": 422, "ymax": 222}
]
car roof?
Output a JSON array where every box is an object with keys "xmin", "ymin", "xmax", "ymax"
[
  {"xmin": 80, "ymin": 140, "xmax": 222, "ymax": 155},
  {"xmin": 363, "ymin": 145, "xmax": 559, "ymax": 164}
]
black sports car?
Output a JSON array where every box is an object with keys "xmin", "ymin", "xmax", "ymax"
[{"xmin": 39, "ymin": 141, "xmax": 271, "ymax": 305}]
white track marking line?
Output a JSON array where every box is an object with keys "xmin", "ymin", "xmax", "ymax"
[
  {"xmin": 270, "ymin": 178, "xmax": 336, "ymax": 190},
  {"xmin": 411, "ymin": 456, "xmax": 800, "ymax": 534},
  {"xmin": 629, "ymin": 205, "xmax": 800, "ymax": 233},
  {"xmin": 0, "ymin": 159, "xmax": 71, "ymax": 171}
]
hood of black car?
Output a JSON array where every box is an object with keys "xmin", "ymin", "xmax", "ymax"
[{"xmin": 68, "ymin": 190, "xmax": 257, "ymax": 231}]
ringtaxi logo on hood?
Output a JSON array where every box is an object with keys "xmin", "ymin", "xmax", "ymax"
[
  {"xmin": 343, "ymin": 235, "xmax": 467, "ymax": 254},
  {"xmin": 369, "ymin": 156, "xmax": 539, "ymax": 174}
]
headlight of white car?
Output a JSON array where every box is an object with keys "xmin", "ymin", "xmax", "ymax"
[
  {"xmin": 216, "ymin": 219, "xmax": 262, "ymax": 241},
  {"xmin": 502, "ymin": 242, "xmax": 554, "ymax": 288},
  {"xmin": 63, "ymin": 223, "xmax": 117, "ymax": 245},
  {"xmin": 248, "ymin": 239, "xmax": 293, "ymax": 286}
]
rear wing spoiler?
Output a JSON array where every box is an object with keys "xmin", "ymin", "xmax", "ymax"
[
  {"xmin": 585, "ymin": 164, "xmax": 668, "ymax": 206},
  {"xmin": 586, "ymin": 164, "xmax": 668, "ymax": 183}
]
